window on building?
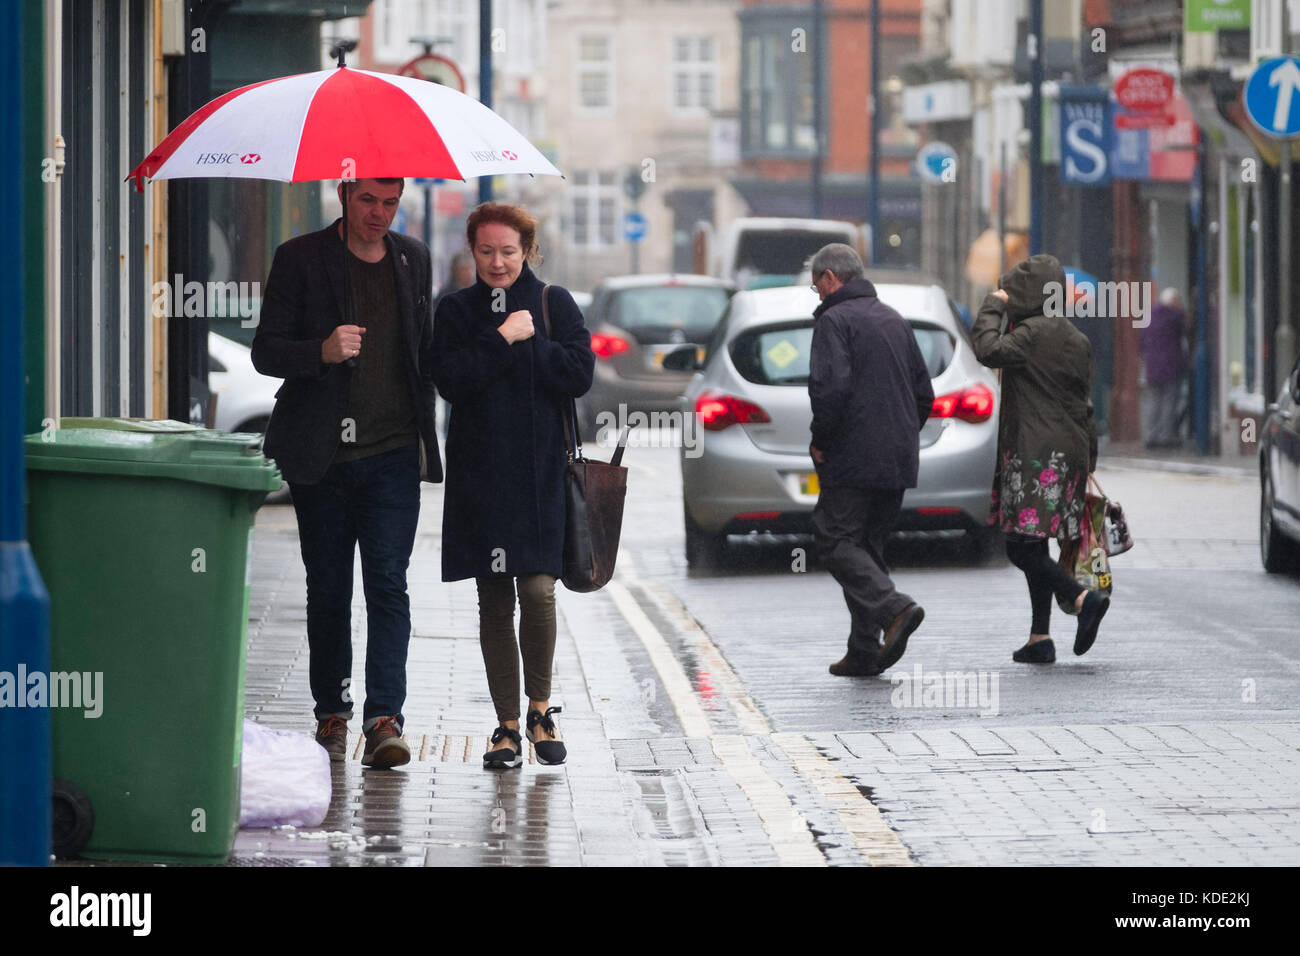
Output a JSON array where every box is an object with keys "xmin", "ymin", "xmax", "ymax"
[
  {"xmin": 432, "ymin": 0, "xmax": 473, "ymax": 66},
  {"xmin": 740, "ymin": 17, "xmax": 816, "ymax": 156},
  {"xmin": 672, "ymin": 35, "xmax": 717, "ymax": 112},
  {"xmin": 576, "ymin": 34, "xmax": 614, "ymax": 111},
  {"xmin": 569, "ymin": 171, "xmax": 619, "ymax": 250}
]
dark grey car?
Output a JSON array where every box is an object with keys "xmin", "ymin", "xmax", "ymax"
[
  {"xmin": 1261, "ymin": 353, "xmax": 1300, "ymax": 574},
  {"xmin": 575, "ymin": 274, "xmax": 734, "ymax": 438}
]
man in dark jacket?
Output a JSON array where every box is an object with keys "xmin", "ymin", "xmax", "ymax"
[
  {"xmin": 252, "ymin": 177, "xmax": 442, "ymax": 770},
  {"xmin": 808, "ymin": 244, "xmax": 934, "ymax": 676}
]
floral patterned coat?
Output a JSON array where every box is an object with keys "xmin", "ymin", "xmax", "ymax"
[{"xmin": 972, "ymin": 255, "xmax": 1098, "ymax": 543}]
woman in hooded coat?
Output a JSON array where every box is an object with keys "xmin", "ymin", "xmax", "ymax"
[
  {"xmin": 972, "ymin": 254, "xmax": 1109, "ymax": 663},
  {"xmin": 433, "ymin": 202, "xmax": 594, "ymax": 767}
]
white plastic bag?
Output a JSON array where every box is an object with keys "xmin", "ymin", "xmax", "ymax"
[{"xmin": 239, "ymin": 719, "xmax": 332, "ymax": 829}]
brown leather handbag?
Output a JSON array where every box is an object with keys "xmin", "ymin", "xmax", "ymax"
[{"xmin": 540, "ymin": 286, "xmax": 629, "ymax": 592}]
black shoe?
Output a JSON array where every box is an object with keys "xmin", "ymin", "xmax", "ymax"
[
  {"xmin": 879, "ymin": 604, "xmax": 924, "ymax": 671},
  {"xmin": 483, "ymin": 726, "xmax": 523, "ymax": 769},
  {"xmin": 1012, "ymin": 639, "xmax": 1056, "ymax": 663},
  {"xmin": 829, "ymin": 649, "xmax": 882, "ymax": 676},
  {"xmin": 1074, "ymin": 591, "xmax": 1110, "ymax": 656},
  {"xmin": 525, "ymin": 706, "xmax": 567, "ymax": 765}
]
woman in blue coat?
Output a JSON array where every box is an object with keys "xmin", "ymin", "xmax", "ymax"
[{"xmin": 432, "ymin": 203, "xmax": 594, "ymax": 768}]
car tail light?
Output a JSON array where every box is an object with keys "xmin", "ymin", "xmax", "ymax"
[
  {"xmin": 930, "ymin": 384, "xmax": 995, "ymax": 423},
  {"xmin": 694, "ymin": 391, "xmax": 772, "ymax": 431},
  {"xmin": 590, "ymin": 332, "xmax": 630, "ymax": 359}
]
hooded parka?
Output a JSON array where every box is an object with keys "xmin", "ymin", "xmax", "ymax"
[{"xmin": 971, "ymin": 254, "xmax": 1098, "ymax": 542}]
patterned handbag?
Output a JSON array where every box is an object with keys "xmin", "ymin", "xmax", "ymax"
[
  {"xmin": 1090, "ymin": 475, "xmax": 1134, "ymax": 556},
  {"xmin": 1055, "ymin": 489, "xmax": 1113, "ymax": 613}
]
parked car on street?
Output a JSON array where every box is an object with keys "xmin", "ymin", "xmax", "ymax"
[
  {"xmin": 576, "ymin": 274, "xmax": 734, "ymax": 439},
  {"xmin": 209, "ymin": 330, "xmax": 290, "ymax": 501},
  {"xmin": 669, "ymin": 276, "xmax": 999, "ymax": 565},
  {"xmin": 1260, "ymin": 353, "xmax": 1300, "ymax": 574}
]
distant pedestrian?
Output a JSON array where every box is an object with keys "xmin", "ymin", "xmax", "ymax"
[
  {"xmin": 1141, "ymin": 288, "xmax": 1187, "ymax": 448},
  {"xmin": 972, "ymin": 254, "xmax": 1108, "ymax": 664},
  {"xmin": 433, "ymin": 252, "xmax": 476, "ymax": 436},
  {"xmin": 435, "ymin": 251, "xmax": 475, "ymax": 307},
  {"xmin": 432, "ymin": 202, "xmax": 594, "ymax": 769},
  {"xmin": 808, "ymin": 243, "xmax": 934, "ymax": 677}
]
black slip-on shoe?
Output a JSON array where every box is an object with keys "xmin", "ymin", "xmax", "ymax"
[
  {"xmin": 483, "ymin": 726, "xmax": 524, "ymax": 769},
  {"xmin": 879, "ymin": 604, "xmax": 925, "ymax": 671},
  {"xmin": 1012, "ymin": 639, "xmax": 1056, "ymax": 664},
  {"xmin": 1074, "ymin": 591, "xmax": 1110, "ymax": 656},
  {"xmin": 526, "ymin": 707, "xmax": 567, "ymax": 766}
]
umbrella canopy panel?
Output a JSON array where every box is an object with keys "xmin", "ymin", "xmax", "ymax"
[{"xmin": 130, "ymin": 67, "xmax": 561, "ymax": 188}]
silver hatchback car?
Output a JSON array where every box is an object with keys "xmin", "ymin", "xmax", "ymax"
[{"xmin": 672, "ymin": 279, "xmax": 1000, "ymax": 565}]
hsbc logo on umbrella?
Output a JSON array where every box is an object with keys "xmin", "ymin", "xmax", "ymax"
[
  {"xmin": 469, "ymin": 149, "xmax": 520, "ymax": 162},
  {"xmin": 193, "ymin": 151, "xmax": 262, "ymax": 166}
]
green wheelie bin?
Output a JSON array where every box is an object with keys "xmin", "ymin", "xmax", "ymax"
[{"xmin": 23, "ymin": 419, "xmax": 281, "ymax": 863}]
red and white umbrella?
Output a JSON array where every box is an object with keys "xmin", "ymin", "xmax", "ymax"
[{"xmin": 128, "ymin": 65, "xmax": 561, "ymax": 191}]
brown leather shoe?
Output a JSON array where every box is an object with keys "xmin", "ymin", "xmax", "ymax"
[
  {"xmin": 879, "ymin": 603, "xmax": 925, "ymax": 670},
  {"xmin": 829, "ymin": 650, "xmax": 882, "ymax": 677},
  {"xmin": 315, "ymin": 716, "xmax": 348, "ymax": 761},
  {"xmin": 362, "ymin": 716, "xmax": 410, "ymax": 769}
]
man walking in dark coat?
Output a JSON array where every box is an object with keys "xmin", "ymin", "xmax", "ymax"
[
  {"xmin": 808, "ymin": 244, "xmax": 934, "ymax": 676},
  {"xmin": 252, "ymin": 177, "xmax": 442, "ymax": 769}
]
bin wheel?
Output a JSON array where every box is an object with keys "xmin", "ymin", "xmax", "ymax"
[{"xmin": 52, "ymin": 780, "xmax": 94, "ymax": 859}]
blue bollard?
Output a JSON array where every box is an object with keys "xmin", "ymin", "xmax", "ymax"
[{"xmin": 0, "ymin": 0, "xmax": 52, "ymax": 866}]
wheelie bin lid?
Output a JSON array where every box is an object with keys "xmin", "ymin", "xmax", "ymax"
[{"xmin": 25, "ymin": 420, "xmax": 282, "ymax": 492}]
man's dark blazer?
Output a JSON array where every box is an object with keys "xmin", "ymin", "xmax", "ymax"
[{"xmin": 251, "ymin": 219, "xmax": 444, "ymax": 485}]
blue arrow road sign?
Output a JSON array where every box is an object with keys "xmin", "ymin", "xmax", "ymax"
[
  {"xmin": 623, "ymin": 211, "xmax": 647, "ymax": 242},
  {"xmin": 1245, "ymin": 56, "xmax": 1300, "ymax": 139}
]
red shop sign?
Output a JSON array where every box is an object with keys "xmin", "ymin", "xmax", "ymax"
[{"xmin": 1114, "ymin": 68, "xmax": 1175, "ymax": 112}]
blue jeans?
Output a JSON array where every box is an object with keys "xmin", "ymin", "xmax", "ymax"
[{"xmin": 289, "ymin": 443, "xmax": 421, "ymax": 730}]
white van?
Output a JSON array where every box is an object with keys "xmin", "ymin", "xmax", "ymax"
[{"xmin": 693, "ymin": 217, "xmax": 869, "ymax": 290}]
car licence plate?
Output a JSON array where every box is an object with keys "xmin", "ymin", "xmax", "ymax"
[
  {"xmin": 799, "ymin": 472, "xmax": 819, "ymax": 495},
  {"xmin": 651, "ymin": 346, "xmax": 707, "ymax": 369}
]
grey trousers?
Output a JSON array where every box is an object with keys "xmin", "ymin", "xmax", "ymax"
[
  {"xmin": 1145, "ymin": 380, "xmax": 1181, "ymax": 445},
  {"xmin": 475, "ymin": 574, "xmax": 557, "ymax": 722},
  {"xmin": 812, "ymin": 486, "xmax": 914, "ymax": 659}
]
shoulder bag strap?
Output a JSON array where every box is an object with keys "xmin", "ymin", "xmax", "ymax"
[
  {"xmin": 541, "ymin": 284, "xmax": 630, "ymax": 466},
  {"xmin": 540, "ymin": 284, "xmax": 580, "ymax": 462}
]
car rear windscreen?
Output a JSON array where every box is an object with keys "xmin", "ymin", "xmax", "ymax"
[
  {"xmin": 730, "ymin": 319, "xmax": 954, "ymax": 386},
  {"xmin": 735, "ymin": 230, "xmax": 852, "ymax": 277},
  {"xmin": 609, "ymin": 286, "xmax": 731, "ymax": 345}
]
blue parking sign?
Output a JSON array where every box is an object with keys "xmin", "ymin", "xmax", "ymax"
[{"xmin": 1245, "ymin": 57, "xmax": 1300, "ymax": 139}]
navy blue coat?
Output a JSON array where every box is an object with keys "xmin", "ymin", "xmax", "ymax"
[
  {"xmin": 808, "ymin": 278, "xmax": 934, "ymax": 490},
  {"xmin": 432, "ymin": 262, "xmax": 594, "ymax": 581}
]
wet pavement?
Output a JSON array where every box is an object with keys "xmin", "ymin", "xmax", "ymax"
[{"xmin": 230, "ymin": 443, "xmax": 1300, "ymax": 867}]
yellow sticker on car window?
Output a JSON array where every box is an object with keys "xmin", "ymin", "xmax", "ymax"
[{"xmin": 767, "ymin": 340, "xmax": 800, "ymax": 368}]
